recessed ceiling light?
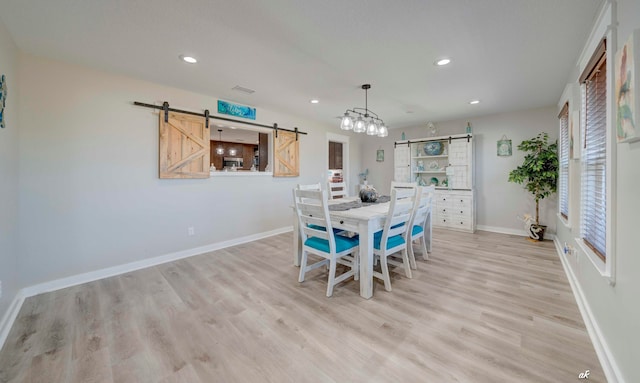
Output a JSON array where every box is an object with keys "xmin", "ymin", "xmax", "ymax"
[
  {"xmin": 469, "ymin": 100, "xmax": 480, "ymax": 105},
  {"xmin": 435, "ymin": 58, "xmax": 451, "ymax": 66},
  {"xmin": 179, "ymin": 55, "xmax": 197, "ymax": 64},
  {"xmin": 310, "ymin": 99, "xmax": 319, "ymax": 104}
]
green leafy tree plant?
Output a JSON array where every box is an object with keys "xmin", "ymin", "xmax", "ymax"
[{"xmin": 508, "ymin": 132, "xmax": 558, "ymax": 229}]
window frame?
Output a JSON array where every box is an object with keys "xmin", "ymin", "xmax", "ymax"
[
  {"xmin": 573, "ymin": 4, "xmax": 617, "ymax": 283},
  {"xmin": 558, "ymin": 102, "xmax": 570, "ymax": 224}
]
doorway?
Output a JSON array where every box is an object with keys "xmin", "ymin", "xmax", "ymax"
[{"xmin": 326, "ymin": 133, "xmax": 349, "ymax": 191}]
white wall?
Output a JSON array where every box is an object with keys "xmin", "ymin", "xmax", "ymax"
[
  {"xmin": 359, "ymin": 106, "xmax": 559, "ymax": 235},
  {"xmin": 16, "ymin": 54, "xmax": 359, "ymax": 288},
  {"xmin": 0, "ymin": 19, "xmax": 20, "ymax": 327},
  {"xmin": 555, "ymin": 1, "xmax": 640, "ymax": 382}
]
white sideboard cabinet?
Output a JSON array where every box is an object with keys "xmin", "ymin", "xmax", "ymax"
[{"xmin": 394, "ymin": 133, "xmax": 475, "ymax": 232}]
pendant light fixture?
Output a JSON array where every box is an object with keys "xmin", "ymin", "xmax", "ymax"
[
  {"xmin": 216, "ymin": 129, "xmax": 224, "ymax": 155},
  {"xmin": 340, "ymin": 84, "xmax": 388, "ymax": 137}
]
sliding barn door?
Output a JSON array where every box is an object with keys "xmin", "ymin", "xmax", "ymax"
[
  {"xmin": 273, "ymin": 130, "xmax": 299, "ymax": 177},
  {"xmin": 159, "ymin": 111, "xmax": 210, "ymax": 179}
]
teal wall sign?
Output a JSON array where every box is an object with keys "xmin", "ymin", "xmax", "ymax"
[{"xmin": 217, "ymin": 100, "xmax": 256, "ymax": 120}]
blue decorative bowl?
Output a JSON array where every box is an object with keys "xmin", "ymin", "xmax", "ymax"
[{"xmin": 424, "ymin": 142, "xmax": 443, "ymax": 156}]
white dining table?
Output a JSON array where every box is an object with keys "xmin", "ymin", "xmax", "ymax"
[{"xmin": 292, "ymin": 197, "xmax": 390, "ymax": 299}]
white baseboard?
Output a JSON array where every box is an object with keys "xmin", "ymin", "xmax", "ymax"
[
  {"xmin": 477, "ymin": 224, "xmax": 556, "ymax": 240},
  {"xmin": 0, "ymin": 290, "xmax": 26, "ymax": 352},
  {"xmin": 553, "ymin": 238, "xmax": 624, "ymax": 383},
  {"xmin": 1, "ymin": 226, "xmax": 292, "ymax": 352}
]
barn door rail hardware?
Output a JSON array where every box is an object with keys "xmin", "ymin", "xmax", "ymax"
[
  {"xmin": 134, "ymin": 101, "xmax": 307, "ymax": 136},
  {"xmin": 407, "ymin": 134, "xmax": 472, "ymax": 145}
]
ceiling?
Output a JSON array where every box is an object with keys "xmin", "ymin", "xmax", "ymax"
[{"xmin": 0, "ymin": 0, "xmax": 604, "ymax": 130}]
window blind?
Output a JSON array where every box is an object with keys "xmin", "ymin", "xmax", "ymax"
[
  {"xmin": 580, "ymin": 46, "xmax": 607, "ymax": 261},
  {"xmin": 558, "ymin": 103, "xmax": 569, "ymax": 219}
]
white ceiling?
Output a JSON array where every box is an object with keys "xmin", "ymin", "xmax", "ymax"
[{"xmin": 0, "ymin": 0, "xmax": 604, "ymax": 130}]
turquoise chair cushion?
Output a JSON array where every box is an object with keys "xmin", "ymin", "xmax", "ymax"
[
  {"xmin": 373, "ymin": 233, "xmax": 406, "ymax": 250},
  {"xmin": 412, "ymin": 225, "xmax": 424, "ymax": 236},
  {"xmin": 305, "ymin": 234, "xmax": 359, "ymax": 253}
]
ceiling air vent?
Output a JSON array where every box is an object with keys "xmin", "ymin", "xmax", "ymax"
[{"xmin": 232, "ymin": 85, "xmax": 255, "ymax": 94}]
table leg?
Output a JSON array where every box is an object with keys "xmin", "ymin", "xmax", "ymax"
[{"xmin": 359, "ymin": 219, "xmax": 374, "ymax": 299}]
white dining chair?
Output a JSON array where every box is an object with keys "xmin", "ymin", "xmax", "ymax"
[
  {"xmin": 293, "ymin": 188, "xmax": 359, "ymax": 297},
  {"xmin": 328, "ymin": 181, "xmax": 348, "ymax": 199},
  {"xmin": 390, "ymin": 181, "xmax": 417, "ymax": 192},
  {"xmin": 297, "ymin": 182, "xmax": 322, "ymax": 191},
  {"xmin": 407, "ymin": 185, "xmax": 435, "ymax": 268},
  {"xmin": 373, "ymin": 187, "xmax": 416, "ymax": 292}
]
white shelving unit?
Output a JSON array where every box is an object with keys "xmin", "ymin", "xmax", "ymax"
[{"xmin": 394, "ymin": 133, "xmax": 475, "ymax": 232}]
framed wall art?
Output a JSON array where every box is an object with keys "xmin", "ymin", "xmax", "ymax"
[
  {"xmin": 497, "ymin": 135, "xmax": 512, "ymax": 156},
  {"xmin": 217, "ymin": 100, "xmax": 256, "ymax": 120},
  {"xmin": 615, "ymin": 28, "xmax": 640, "ymax": 143},
  {"xmin": 376, "ymin": 149, "xmax": 384, "ymax": 162}
]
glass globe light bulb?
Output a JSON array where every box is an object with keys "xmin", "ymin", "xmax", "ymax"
[
  {"xmin": 340, "ymin": 113, "xmax": 353, "ymax": 131},
  {"xmin": 366, "ymin": 120, "xmax": 378, "ymax": 135},
  {"xmin": 353, "ymin": 116, "xmax": 366, "ymax": 133}
]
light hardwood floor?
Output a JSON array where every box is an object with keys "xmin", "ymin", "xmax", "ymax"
[{"xmin": 0, "ymin": 229, "xmax": 605, "ymax": 382}]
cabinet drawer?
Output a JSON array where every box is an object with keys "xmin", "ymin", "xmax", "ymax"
[
  {"xmin": 435, "ymin": 215, "xmax": 451, "ymax": 227},
  {"xmin": 451, "ymin": 217, "xmax": 472, "ymax": 230},
  {"xmin": 449, "ymin": 206, "xmax": 472, "ymax": 217},
  {"xmin": 450, "ymin": 196, "xmax": 472, "ymax": 209}
]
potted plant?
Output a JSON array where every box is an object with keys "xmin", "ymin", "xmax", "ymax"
[{"xmin": 508, "ymin": 132, "xmax": 558, "ymax": 241}]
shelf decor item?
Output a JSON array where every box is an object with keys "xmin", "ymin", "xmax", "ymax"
[
  {"xmin": 427, "ymin": 121, "xmax": 437, "ymax": 136},
  {"xmin": 615, "ymin": 28, "xmax": 640, "ymax": 143},
  {"xmin": 508, "ymin": 132, "xmax": 558, "ymax": 240},
  {"xmin": 424, "ymin": 141, "xmax": 443, "ymax": 156},
  {"xmin": 497, "ymin": 135, "xmax": 512, "ymax": 156}
]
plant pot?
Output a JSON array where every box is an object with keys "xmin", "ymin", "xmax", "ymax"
[{"xmin": 529, "ymin": 224, "xmax": 547, "ymax": 241}]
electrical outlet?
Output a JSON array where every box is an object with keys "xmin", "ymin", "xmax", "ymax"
[{"xmin": 188, "ymin": 227, "xmax": 195, "ymax": 236}]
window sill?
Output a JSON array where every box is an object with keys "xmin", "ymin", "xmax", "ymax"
[
  {"xmin": 575, "ymin": 238, "xmax": 610, "ymax": 278},
  {"xmin": 557, "ymin": 213, "xmax": 571, "ymax": 229},
  {"xmin": 210, "ymin": 171, "xmax": 273, "ymax": 177}
]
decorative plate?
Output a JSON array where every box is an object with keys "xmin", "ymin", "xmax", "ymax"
[{"xmin": 424, "ymin": 141, "xmax": 443, "ymax": 156}]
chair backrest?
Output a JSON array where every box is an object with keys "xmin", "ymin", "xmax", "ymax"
[
  {"xmin": 297, "ymin": 182, "xmax": 322, "ymax": 191},
  {"xmin": 377, "ymin": 187, "xmax": 416, "ymax": 252},
  {"xmin": 390, "ymin": 181, "xmax": 417, "ymax": 194},
  {"xmin": 328, "ymin": 181, "xmax": 348, "ymax": 199},
  {"xmin": 409, "ymin": 185, "xmax": 435, "ymax": 232},
  {"xmin": 292, "ymin": 188, "xmax": 338, "ymax": 253}
]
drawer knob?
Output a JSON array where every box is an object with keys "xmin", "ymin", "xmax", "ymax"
[
  {"xmin": 340, "ymin": 220, "xmax": 344, "ymax": 224},
  {"xmin": 460, "ymin": 199, "xmax": 463, "ymax": 202},
  {"xmin": 460, "ymin": 210, "xmax": 463, "ymax": 213}
]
